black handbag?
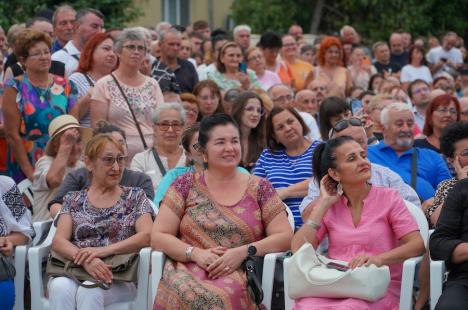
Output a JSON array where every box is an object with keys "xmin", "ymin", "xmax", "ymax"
[
  {"xmin": 0, "ymin": 252, "xmax": 16, "ymax": 281},
  {"xmin": 245, "ymin": 255, "xmax": 264, "ymax": 305}
]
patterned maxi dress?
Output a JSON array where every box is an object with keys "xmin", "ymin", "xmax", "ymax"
[
  {"xmin": 5, "ymin": 74, "xmax": 77, "ymax": 182},
  {"xmin": 153, "ymin": 172, "xmax": 285, "ymax": 310}
]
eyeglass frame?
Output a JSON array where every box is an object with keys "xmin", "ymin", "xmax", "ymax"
[
  {"xmin": 434, "ymin": 107, "xmax": 458, "ymax": 115},
  {"xmin": 28, "ymin": 49, "xmax": 51, "ymax": 58},
  {"xmin": 329, "ymin": 117, "xmax": 363, "ymax": 139},
  {"xmin": 156, "ymin": 122, "xmax": 184, "ymax": 131},
  {"xmin": 123, "ymin": 44, "xmax": 147, "ymax": 53},
  {"xmin": 100, "ymin": 155, "xmax": 128, "ymax": 167}
]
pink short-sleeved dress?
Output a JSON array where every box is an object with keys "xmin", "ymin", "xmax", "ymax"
[{"xmin": 294, "ymin": 186, "xmax": 419, "ymax": 310}]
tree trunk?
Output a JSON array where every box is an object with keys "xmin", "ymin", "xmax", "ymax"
[{"xmin": 310, "ymin": 0, "xmax": 325, "ymax": 34}]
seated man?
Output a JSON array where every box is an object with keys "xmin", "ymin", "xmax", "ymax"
[
  {"xmin": 368, "ymin": 102, "xmax": 451, "ymax": 205},
  {"xmin": 300, "ymin": 117, "xmax": 420, "ymax": 218},
  {"xmin": 430, "ymin": 178, "xmax": 468, "ymax": 310}
]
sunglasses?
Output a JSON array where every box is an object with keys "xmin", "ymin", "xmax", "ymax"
[{"xmin": 329, "ymin": 118, "xmax": 363, "ymax": 138}]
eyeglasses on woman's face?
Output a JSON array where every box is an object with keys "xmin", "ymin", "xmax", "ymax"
[
  {"xmin": 28, "ymin": 49, "xmax": 51, "ymax": 58},
  {"xmin": 156, "ymin": 121, "xmax": 184, "ymax": 132},
  {"xmin": 123, "ymin": 44, "xmax": 147, "ymax": 53},
  {"xmin": 434, "ymin": 107, "xmax": 457, "ymax": 115},
  {"xmin": 100, "ymin": 155, "xmax": 127, "ymax": 167}
]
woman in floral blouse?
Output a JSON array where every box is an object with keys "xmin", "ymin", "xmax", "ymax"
[
  {"xmin": 3, "ymin": 29, "xmax": 77, "ymax": 182},
  {"xmin": 48, "ymin": 134, "xmax": 154, "ymax": 309}
]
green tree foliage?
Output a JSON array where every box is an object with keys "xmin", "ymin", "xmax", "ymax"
[
  {"xmin": 231, "ymin": 0, "xmax": 468, "ymax": 42},
  {"xmin": 0, "ymin": 0, "xmax": 142, "ymax": 30}
]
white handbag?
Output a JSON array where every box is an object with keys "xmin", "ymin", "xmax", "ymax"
[{"xmin": 286, "ymin": 242, "xmax": 391, "ymax": 302}]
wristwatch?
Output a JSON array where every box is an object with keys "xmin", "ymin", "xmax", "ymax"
[{"xmin": 247, "ymin": 244, "xmax": 257, "ymax": 256}]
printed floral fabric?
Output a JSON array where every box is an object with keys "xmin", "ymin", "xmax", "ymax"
[
  {"xmin": 59, "ymin": 186, "xmax": 154, "ymax": 248},
  {"xmin": 5, "ymin": 74, "xmax": 77, "ymax": 182},
  {"xmin": 153, "ymin": 172, "xmax": 285, "ymax": 310}
]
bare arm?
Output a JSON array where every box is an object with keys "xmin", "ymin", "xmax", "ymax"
[
  {"xmin": 452, "ymin": 243, "xmax": 468, "ymax": 264},
  {"xmin": 70, "ymin": 94, "xmax": 92, "ymax": 120},
  {"xmin": 5, "ymin": 231, "xmax": 29, "ymax": 246},
  {"xmin": 90, "ymin": 99, "xmax": 108, "ymax": 128},
  {"xmin": 277, "ymin": 179, "xmax": 310, "ymax": 200},
  {"xmin": 51, "ymin": 213, "xmax": 79, "ymax": 260},
  {"xmin": 104, "ymin": 213, "xmax": 152, "ymax": 255},
  {"xmin": 3, "ymin": 87, "xmax": 34, "ymax": 180}
]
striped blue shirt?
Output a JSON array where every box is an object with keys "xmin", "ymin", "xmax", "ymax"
[{"xmin": 252, "ymin": 141, "xmax": 320, "ymax": 228}]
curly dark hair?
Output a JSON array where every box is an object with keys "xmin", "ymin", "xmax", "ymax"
[{"xmin": 440, "ymin": 121, "xmax": 468, "ymax": 158}]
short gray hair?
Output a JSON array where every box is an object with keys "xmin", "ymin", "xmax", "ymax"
[
  {"xmin": 233, "ymin": 24, "xmax": 251, "ymax": 36},
  {"xmin": 152, "ymin": 102, "xmax": 187, "ymax": 124},
  {"xmin": 158, "ymin": 27, "xmax": 181, "ymax": 42},
  {"xmin": 267, "ymin": 83, "xmax": 293, "ymax": 98},
  {"xmin": 381, "ymin": 102, "xmax": 413, "ymax": 128},
  {"xmin": 114, "ymin": 27, "xmax": 147, "ymax": 53}
]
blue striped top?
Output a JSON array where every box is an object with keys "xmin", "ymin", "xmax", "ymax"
[{"xmin": 252, "ymin": 141, "xmax": 320, "ymax": 228}]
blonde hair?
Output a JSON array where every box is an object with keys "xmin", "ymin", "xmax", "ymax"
[
  {"xmin": 85, "ymin": 134, "xmax": 125, "ymax": 161},
  {"xmin": 368, "ymin": 94, "xmax": 393, "ymax": 112}
]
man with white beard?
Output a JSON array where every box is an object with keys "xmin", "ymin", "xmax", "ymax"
[{"xmin": 367, "ymin": 102, "xmax": 451, "ymax": 205}]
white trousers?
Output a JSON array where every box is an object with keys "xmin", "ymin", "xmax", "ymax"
[{"xmin": 48, "ymin": 277, "xmax": 137, "ymax": 310}]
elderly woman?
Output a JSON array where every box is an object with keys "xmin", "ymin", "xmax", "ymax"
[
  {"xmin": 180, "ymin": 93, "xmax": 199, "ymax": 126},
  {"xmin": 131, "ymin": 103, "xmax": 186, "ymax": 190},
  {"xmin": 32, "ymin": 115, "xmax": 85, "ymax": 222},
  {"xmin": 91, "ymin": 27, "xmax": 164, "ymax": 161},
  {"xmin": 152, "ymin": 114, "xmax": 292, "ymax": 309},
  {"xmin": 48, "ymin": 134, "xmax": 154, "ymax": 309},
  {"xmin": 318, "ymin": 96, "xmax": 352, "ymax": 141},
  {"xmin": 426, "ymin": 121, "xmax": 468, "ymax": 227},
  {"xmin": 69, "ymin": 33, "xmax": 117, "ymax": 127},
  {"xmin": 246, "ymin": 47, "xmax": 281, "ymax": 91},
  {"xmin": 291, "ymin": 136, "xmax": 425, "ymax": 309},
  {"xmin": 207, "ymin": 41, "xmax": 260, "ymax": 91},
  {"xmin": 0, "ymin": 176, "xmax": 34, "ymax": 310},
  {"xmin": 231, "ymin": 91, "xmax": 267, "ymax": 170},
  {"xmin": 193, "ymin": 80, "xmax": 225, "ymax": 119},
  {"xmin": 47, "ymin": 121, "xmax": 154, "ymax": 219},
  {"xmin": 414, "ymin": 94, "xmax": 460, "ymax": 153},
  {"xmin": 253, "ymin": 107, "xmax": 321, "ymax": 228},
  {"xmin": 305, "ymin": 36, "xmax": 353, "ymax": 97},
  {"xmin": 3, "ymin": 29, "xmax": 78, "ymax": 182}
]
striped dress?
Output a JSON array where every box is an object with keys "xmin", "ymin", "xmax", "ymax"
[{"xmin": 252, "ymin": 141, "xmax": 320, "ymax": 228}]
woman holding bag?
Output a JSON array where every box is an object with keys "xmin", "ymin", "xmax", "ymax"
[
  {"xmin": 290, "ymin": 136, "xmax": 424, "ymax": 309},
  {"xmin": 91, "ymin": 28, "xmax": 164, "ymax": 161}
]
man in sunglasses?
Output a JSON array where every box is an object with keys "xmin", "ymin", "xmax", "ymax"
[{"xmin": 300, "ymin": 116, "xmax": 420, "ymax": 218}]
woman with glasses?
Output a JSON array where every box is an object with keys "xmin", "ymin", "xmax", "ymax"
[
  {"xmin": 193, "ymin": 80, "xmax": 225, "ymax": 119},
  {"xmin": 414, "ymin": 94, "xmax": 460, "ymax": 153},
  {"xmin": 131, "ymin": 103, "xmax": 186, "ymax": 190},
  {"xmin": 3, "ymin": 29, "xmax": 78, "ymax": 182},
  {"xmin": 91, "ymin": 28, "xmax": 164, "ymax": 161},
  {"xmin": 231, "ymin": 91, "xmax": 267, "ymax": 170},
  {"xmin": 48, "ymin": 134, "xmax": 154, "ymax": 309},
  {"xmin": 246, "ymin": 47, "xmax": 281, "ymax": 91},
  {"xmin": 69, "ymin": 33, "xmax": 117, "ymax": 127},
  {"xmin": 253, "ymin": 107, "xmax": 321, "ymax": 228}
]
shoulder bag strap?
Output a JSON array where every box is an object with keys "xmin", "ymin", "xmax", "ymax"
[
  {"xmin": 151, "ymin": 148, "xmax": 167, "ymax": 176},
  {"xmin": 411, "ymin": 147, "xmax": 418, "ymax": 190},
  {"xmin": 62, "ymin": 47, "xmax": 80, "ymax": 61},
  {"xmin": 84, "ymin": 74, "xmax": 95, "ymax": 87},
  {"xmin": 110, "ymin": 73, "xmax": 148, "ymax": 149}
]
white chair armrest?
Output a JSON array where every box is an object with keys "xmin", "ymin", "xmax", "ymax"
[
  {"xmin": 399, "ymin": 255, "xmax": 423, "ymax": 310},
  {"xmin": 133, "ymin": 247, "xmax": 151, "ymax": 310},
  {"xmin": 28, "ymin": 242, "xmax": 52, "ymax": 310},
  {"xmin": 13, "ymin": 245, "xmax": 28, "ymax": 310},
  {"xmin": 32, "ymin": 220, "xmax": 53, "ymax": 246},
  {"xmin": 150, "ymin": 251, "xmax": 167, "ymax": 305},
  {"xmin": 430, "ymin": 260, "xmax": 446, "ymax": 310},
  {"xmin": 261, "ymin": 252, "xmax": 285, "ymax": 310}
]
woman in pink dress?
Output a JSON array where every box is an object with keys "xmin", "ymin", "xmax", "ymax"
[{"xmin": 291, "ymin": 136, "xmax": 425, "ymax": 310}]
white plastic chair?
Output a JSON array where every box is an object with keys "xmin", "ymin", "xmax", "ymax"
[
  {"xmin": 282, "ymin": 200, "xmax": 429, "ymax": 310},
  {"xmin": 429, "ymin": 229, "xmax": 446, "ymax": 310},
  {"xmin": 17, "ymin": 178, "xmax": 34, "ymax": 207},
  {"xmin": 28, "ymin": 225, "xmax": 151, "ymax": 310},
  {"xmin": 150, "ymin": 207, "xmax": 295, "ymax": 309}
]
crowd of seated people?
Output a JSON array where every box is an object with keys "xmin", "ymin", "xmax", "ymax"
[{"xmin": 0, "ymin": 5, "xmax": 467, "ymax": 310}]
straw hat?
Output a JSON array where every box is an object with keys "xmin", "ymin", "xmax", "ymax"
[{"xmin": 45, "ymin": 115, "xmax": 92, "ymax": 155}]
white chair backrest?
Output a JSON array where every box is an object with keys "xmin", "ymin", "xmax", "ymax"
[
  {"xmin": 404, "ymin": 200, "xmax": 429, "ymax": 247},
  {"xmin": 17, "ymin": 179, "xmax": 34, "ymax": 206},
  {"xmin": 284, "ymin": 204, "xmax": 295, "ymax": 231}
]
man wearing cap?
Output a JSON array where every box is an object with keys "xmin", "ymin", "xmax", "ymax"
[{"xmin": 31, "ymin": 115, "xmax": 87, "ymax": 221}]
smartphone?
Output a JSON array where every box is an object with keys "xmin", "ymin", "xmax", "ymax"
[
  {"xmin": 239, "ymin": 62, "xmax": 247, "ymax": 73},
  {"xmin": 440, "ymin": 57, "xmax": 448, "ymax": 62},
  {"xmin": 350, "ymin": 98, "xmax": 364, "ymax": 117},
  {"xmin": 326, "ymin": 262, "xmax": 349, "ymax": 272}
]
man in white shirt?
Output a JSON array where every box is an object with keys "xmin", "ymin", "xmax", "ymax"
[
  {"xmin": 268, "ymin": 84, "xmax": 321, "ymax": 142},
  {"xmin": 426, "ymin": 32, "xmax": 463, "ymax": 75},
  {"xmin": 52, "ymin": 8, "xmax": 104, "ymax": 76}
]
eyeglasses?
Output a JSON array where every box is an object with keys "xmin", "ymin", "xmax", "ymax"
[
  {"xmin": 28, "ymin": 49, "xmax": 51, "ymax": 58},
  {"xmin": 123, "ymin": 44, "xmax": 147, "ymax": 53},
  {"xmin": 456, "ymin": 150, "xmax": 468, "ymax": 158},
  {"xmin": 434, "ymin": 107, "xmax": 457, "ymax": 115},
  {"xmin": 272, "ymin": 94, "xmax": 293, "ymax": 103},
  {"xmin": 248, "ymin": 54, "xmax": 262, "ymax": 61},
  {"xmin": 413, "ymin": 87, "xmax": 430, "ymax": 96},
  {"xmin": 156, "ymin": 122, "xmax": 184, "ymax": 131},
  {"xmin": 244, "ymin": 106, "xmax": 265, "ymax": 116},
  {"xmin": 100, "ymin": 155, "xmax": 127, "ymax": 167},
  {"xmin": 329, "ymin": 118, "xmax": 363, "ymax": 138}
]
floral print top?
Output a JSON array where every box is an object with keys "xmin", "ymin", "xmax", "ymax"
[
  {"xmin": 59, "ymin": 186, "xmax": 154, "ymax": 248},
  {"xmin": 5, "ymin": 74, "xmax": 77, "ymax": 182}
]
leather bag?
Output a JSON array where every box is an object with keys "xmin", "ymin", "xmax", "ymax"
[
  {"xmin": 244, "ymin": 255, "xmax": 264, "ymax": 305},
  {"xmin": 286, "ymin": 242, "xmax": 390, "ymax": 302},
  {"xmin": 46, "ymin": 251, "xmax": 139, "ymax": 289}
]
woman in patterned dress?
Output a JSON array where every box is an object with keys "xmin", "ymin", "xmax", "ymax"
[
  {"xmin": 3, "ymin": 29, "xmax": 78, "ymax": 182},
  {"xmin": 152, "ymin": 114, "xmax": 293, "ymax": 309},
  {"xmin": 0, "ymin": 175, "xmax": 34, "ymax": 310},
  {"xmin": 48, "ymin": 134, "xmax": 154, "ymax": 309},
  {"xmin": 91, "ymin": 28, "xmax": 164, "ymax": 161}
]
